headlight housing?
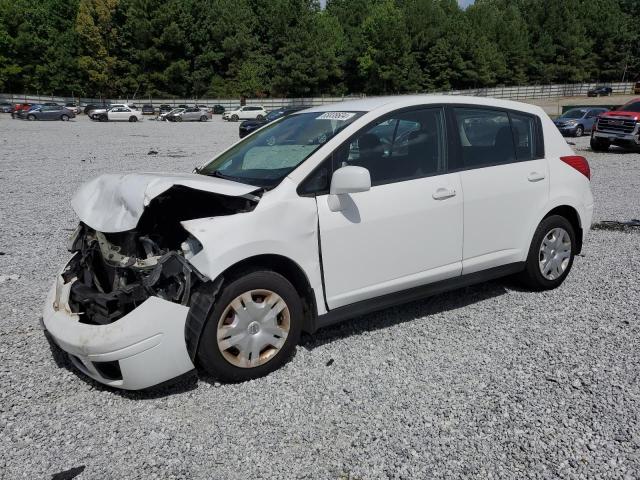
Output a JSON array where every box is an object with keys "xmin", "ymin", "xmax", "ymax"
[{"xmin": 181, "ymin": 235, "xmax": 203, "ymax": 260}]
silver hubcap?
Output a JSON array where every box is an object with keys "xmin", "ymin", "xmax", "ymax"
[
  {"xmin": 216, "ymin": 289, "xmax": 290, "ymax": 368},
  {"xmin": 539, "ymin": 227, "xmax": 572, "ymax": 280}
]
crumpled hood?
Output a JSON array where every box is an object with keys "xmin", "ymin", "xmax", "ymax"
[{"xmin": 71, "ymin": 172, "xmax": 259, "ymax": 233}]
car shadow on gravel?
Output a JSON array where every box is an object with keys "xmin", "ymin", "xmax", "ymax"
[
  {"xmin": 43, "ymin": 280, "xmax": 510, "ymax": 399},
  {"xmin": 301, "ymin": 279, "xmax": 511, "ymax": 351}
]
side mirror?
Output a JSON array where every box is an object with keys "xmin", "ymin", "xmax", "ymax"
[{"xmin": 328, "ymin": 166, "xmax": 371, "ymax": 212}]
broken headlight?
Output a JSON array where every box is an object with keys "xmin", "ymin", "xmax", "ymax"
[{"xmin": 181, "ymin": 235, "xmax": 203, "ymax": 260}]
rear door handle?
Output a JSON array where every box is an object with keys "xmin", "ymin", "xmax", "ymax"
[
  {"xmin": 432, "ymin": 187, "xmax": 456, "ymax": 200},
  {"xmin": 527, "ymin": 172, "xmax": 545, "ymax": 182}
]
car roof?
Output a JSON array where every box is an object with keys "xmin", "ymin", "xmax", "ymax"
[{"xmin": 301, "ymin": 95, "xmax": 544, "ymax": 116}]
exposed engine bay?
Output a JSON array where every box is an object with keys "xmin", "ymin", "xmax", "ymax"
[{"xmin": 64, "ymin": 186, "xmax": 259, "ymax": 325}]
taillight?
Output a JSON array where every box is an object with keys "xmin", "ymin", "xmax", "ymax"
[{"xmin": 560, "ymin": 155, "xmax": 591, "ymax": 180}]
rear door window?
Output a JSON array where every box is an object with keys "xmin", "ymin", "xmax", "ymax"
[
  {"xmin": 453, "ymin": 108, "xmax": 515, "ymax": 168},
  {"xmin": 453, "ymin": 108, "xmax": 542, "ymax": 167}
]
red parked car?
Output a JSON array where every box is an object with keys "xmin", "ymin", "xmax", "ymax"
[
  {"xmin": 591, "ymin": 98, "xmax": 640, "ymax": 152},
  {"xmin": 11, "ymin": 103, "xmax": 32, "ymax": 118}
]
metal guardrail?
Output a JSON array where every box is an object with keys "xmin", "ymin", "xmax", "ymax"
[{"xmin": 0, "ymin": 82, "xmax": 635, "ymax": 110}]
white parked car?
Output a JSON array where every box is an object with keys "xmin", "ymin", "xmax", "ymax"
[
  {"xmin": 104, "ymin": 106, "xmax": 144, "ymax": 122},
  {"xmin": 222, "ymin": 105, "xmax": 267, "ymax": 121},
  {"xmin": 90, "ymin": 104, "xmax": 138, "ymax": 121},
  {"xmin": 43, "ymin": 96, "xmax": 594, "ymax": 390}
]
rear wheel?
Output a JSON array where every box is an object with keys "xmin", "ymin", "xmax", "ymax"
[
  {"xmin": 60, "ymin": 114, "xmax": 69, "ymax": 121},
  {"xmin": 176, "ymin": 116, "xmax": 183, "ymax": 122},
  {"xmin": 590, "ymin": 136, "xmax": 610, "ymax": 152},
  {"xmin": 256, "ymin": 114, "xmax": 264, "ymax": 121},
  {"xmin": 129, "ymin": 116, "xmax": 138, "ymax": 122},
  {"xmin": 197, "ymin": 270, "xmax": 302, "ymax": 382},
  {"xmin": 574, "ymin": 125, "xmax": 584, "ymax": 137},
  {"xmin": 519, "ymin": 215, "xmax": 576, "ymax": 291},
  {"xmin": 200, "ymin": 115, "xmax": 207, "ymax": 122}
]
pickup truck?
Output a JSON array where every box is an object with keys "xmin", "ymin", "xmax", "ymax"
[{"xmin": 591, "ymin": 98, "xmax": 640, "ymax": 151}]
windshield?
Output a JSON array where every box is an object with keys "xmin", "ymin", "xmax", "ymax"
[
  {"xmin": 199, "ymin": 111, "xmax": 364, "ymax": 187},
  {"xmin": 619, "ymin": 101, "xmax": 640, "ymax": 112},
  {"xmin": 561, "ymin": 109, "xmax": 586, "ymax": 119}
]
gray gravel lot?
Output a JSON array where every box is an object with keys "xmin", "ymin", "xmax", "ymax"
[{"xmin": 1, "ymin": 115, "xmax": 639, "ymax": 479}]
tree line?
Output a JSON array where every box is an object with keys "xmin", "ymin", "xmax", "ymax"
[{"xmin": 0, "ymin": 0, "xmax": 638, "ymax": 99}]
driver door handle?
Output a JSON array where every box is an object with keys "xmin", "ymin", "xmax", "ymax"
[
  {"xmin": 528, "ymin": 172, "xmax": 546, "ymax": 182},
  {"xmin": 432, "ymin": 187, "xmax": 456, "ymax": 200}
]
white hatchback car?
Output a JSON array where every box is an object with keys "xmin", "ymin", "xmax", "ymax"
[
  {"xmin": 223, "ymin": 105, "xmax": 267, "ymax": 122},
  {"xmin": 43, "ymin": 96, "xmax": 594, "ymax": 390}
]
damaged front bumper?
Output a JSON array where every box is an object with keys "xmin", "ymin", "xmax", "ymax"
[
  {"xmin": 42, "ymin": 227, "xmax": 208, "ymax": 390},
  {"xmin": 42, "ymin": 277, "xmax": 195, "ymax": 390}
]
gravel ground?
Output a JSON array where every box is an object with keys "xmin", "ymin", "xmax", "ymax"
[{"xmin": 1, "ymin": 115, "xmax": 639, "ymax": 479}]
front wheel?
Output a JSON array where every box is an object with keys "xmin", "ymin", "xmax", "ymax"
[
  {"xmin": 27, "ymin": 114, "xmax": 36, "ymax": 121},
  {"xmin": 60, "ymin": 114, "xmax": 69, "ymax": 121},
  {"xmin": 574, "ymin": 125, "xmax": 584, "ymax": 137},
  {"xmin": 129, "ymin": 116, "xmax": 138, "ymax": 122},
  {"xmin": 200, "ymin": 115, "xmax": 207, "ymax": 122},
  {"xmin": 176, "ymin": 116, "xmax": 183, "ymax": 122},
  {"xmin": 197, "ymin": 270, "xmax": 303, "ymax": 382},
  {"xmin": 231, "ymin": 114, "xmax": 238, "ymax": 122},
  {"xmin": 590, "ymin": 136, "xmax": 610, "ymax": 152},
  {"xmin": 256, "ymin": 114, "xmax": 264, "ymax": 120},
  {"xmin": 518, "ymin": 215, "xmax": 576, "ymax": 291}
]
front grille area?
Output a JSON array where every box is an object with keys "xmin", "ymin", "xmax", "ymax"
[{"xmin": 597, "ymin": 117, "xmax": 638, "ymax": 134}]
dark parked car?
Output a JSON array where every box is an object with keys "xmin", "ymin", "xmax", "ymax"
[
  {"xmin": 553, "ymin": 107, "xmax": 608, "ymax": 137},
  {"xmin": 238, "ymin": 106, "xmax": 309, "ymax": 138},
  {"xmin": 159, "ymin": 104, "xmax": 173, "ymax": 114},
  {"xmin": 84, "ymin": 103, "xmax": 110, "ymax": 115},
  {"xmin": 178, "ymin": 104, "xmax": 189, "ymax": 109},
  {"xmin": 17, "ymin": 105, "xmax": 75, "ymax": 121},
  {"xmin": 588, "ymin": 86, "xmax": 613, "ymax": 97},
  {"xmin": 212, "ymin": 104, "xmax": 225, "ymax": 114},
  {"xmin": 142, "ymin": 104, "xmax": 155, "ymax": 115},
  {"xmin": 0, "ymin": 102, "xmax": 12, "ymax": 113}
]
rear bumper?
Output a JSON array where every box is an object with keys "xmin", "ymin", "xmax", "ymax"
[{"xmin": 42, "ymin": 272, "xmax": 195, "ymax": 390}]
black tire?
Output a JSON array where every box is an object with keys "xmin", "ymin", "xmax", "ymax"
[
  {"xmin": 200, "ymin": 115, "xmax": 207, "ymax": 122},
  {"xmin": 197, "ymin": 270, "xmax": 303, "ymax": 382},
  {"xmin": 590, "ymin": 136, "xmax": 610, "ymax": 152},
  {"xmin": 99, "ymin": 114, "xmax": 108, "ymax": 122},
  {"xmin": 176, "ymin": 116, "xmax": 183, "ymax": 122},
  {"xmin": 129, "ymin": 116, "xmax": 137, "ymax": 122},
  {"xmin": 574, "ymin": 125, "xmax": 584, "ymax": 137},
  {"xmin": 60, "ymin": 114, "xmax": 69, "ymax": 121},
  {"xmin": 231, "ymin": 114, "xmax": 238, "ymax": 122},
  {"xmin": 518, "ymin": 215, "xmax": 576, "ymax": 291},
  {"xmin": 256, "ymin": 114, "xmax": 264, "ymax": 120},
  {"xmin": 27, "ymin": 114, "xmax": 36, "ymax": 121}
]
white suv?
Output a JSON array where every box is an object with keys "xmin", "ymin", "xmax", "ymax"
[
  {"xmin": 43, "ymin": 96, "xmax": 594, "ymax": 389},
  {"xmin": 223, "ymin": 105, "xmax": 267, "ymax": 121}
]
